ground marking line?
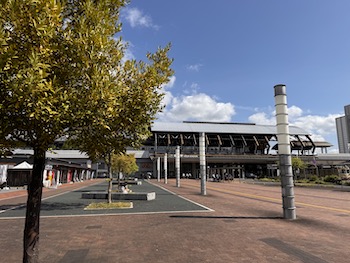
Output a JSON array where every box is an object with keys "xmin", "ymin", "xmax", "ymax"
[
  {"xmin": 0, "ymin": 181, "xmax": 214, "ymax": 219},
  {"xmin": 0, "ymin": 181, "xmax": 102, "ymax": 202},
  {"xmin": 41, "ymin": 181, "xmax": 102, "ymax": 201},
  {"xmin": 179, "ymin": 182, "xmax": 282, "ymax": 203},
  {"xmin": 148, "ymin": 181, "xmax": 214, "ymax": 212},
  {"xmin": 0, "ymin": 181, "xmax": 102, "ymax": 215},
  {"xmin": 294, "ymin": 202, "xmax": 350, "ymax": 214},
  {"xmin": 0, "ymin": 193, "xmax": 27, "ymax": 202},
  {"xmin": 181, "ymin": 182, "xmax": 350, "ymax": 214},
  {"xmin": 0, "ymin": 204, "xmax": 26, "ymax": 214},
  {"xmin": 0, "ymin": 209, "xmax": 212, "ymax": 220}
]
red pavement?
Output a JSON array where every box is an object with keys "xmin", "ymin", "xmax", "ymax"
[{"xmin": 0, "ymin": 179, "xmax": 349, "ymax": 263}]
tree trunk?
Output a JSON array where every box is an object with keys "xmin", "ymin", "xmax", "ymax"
[
  {"xmin": 118, "ymin": 170, "xmax": 121, "ymax": 188},
  {"xmin": 107, "ymin": 154, "xmax": 112, "ymax": 203},
  {"xmin": 23, "ymin": 147, "xmax": 46, "ymax": 263}
]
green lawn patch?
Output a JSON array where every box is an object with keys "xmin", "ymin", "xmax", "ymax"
[{"xmin": 84, "ymin": 201, "xmax": 133, "ymax": 210}]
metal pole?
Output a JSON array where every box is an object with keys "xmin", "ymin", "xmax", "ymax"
[
  {"xmin": 175, "ymin": 146, "xmax": 180, "ymax": 187},
  {"xmin": 274, "ymin": 84, "xmax": 296, "ymax": 220},
  {"xmin": 164, "ymin": 153, "xmax": 168, "ymax": 184},
  {"xmin": 157, "ymin": 157, "xmax": 160, "ymax": 182},
  {"xmin": 96, "ymin": 162, "xmax": 99, "ymax": 179},
  {"xmin": 199, "ymin": 132, "xmax": 207, "ymax": 195}
]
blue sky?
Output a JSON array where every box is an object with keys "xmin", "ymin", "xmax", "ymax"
[{"xmin": 119, "ymin": 0, "xmax": 350, "ymax": 153}]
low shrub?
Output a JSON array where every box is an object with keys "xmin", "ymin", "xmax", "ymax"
[
  {"xmin": 295, "ymin": 179, "xmax": 309, "ymax": 184},
  {"xmin": 308, "ymin": 175, "xmax": 318, "ymax": 182},
  {"xmin": 258, "ymin": 177, "xmax": 280, "ymax": 182},
  {"xmin": 342, "ymin": 180, "xmax": 350, "ymax": 186},
  {"xmin": 324, "ymin": 175, "xmax": 342, "ymax": 184},
  {"xmin": 314, "ymin": 180, "xmax": 325, "ymax": 184}
]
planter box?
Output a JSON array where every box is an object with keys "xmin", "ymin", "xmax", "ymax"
[
  {"xmin": 112, "ymin": 181, "xmax": 142, "ymax": 185},
  {"xmin": 82, "ymin": 191, "xmax": 155, "ymax": 201}
]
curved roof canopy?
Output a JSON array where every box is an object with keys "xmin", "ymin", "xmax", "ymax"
[{"xmin": 151, "ymin": 121, "xmax": 310, "ymax": 136}]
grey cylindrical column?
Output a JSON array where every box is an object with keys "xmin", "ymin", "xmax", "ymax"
[
  {"xmin": 157, "ymin": 157, "xmax": 160, "ymax": 182},
  {"xmin": 164, "ymin": 153, "xmax": 168, "ymax": 184},
  {"xmin": 274, "ymin": 84, "xmax": 296, "ymax": 220},
  {"xmin": 199, "ymin": 132, "xmax": 207, "ymax": 195},
  {"xmin": 175, "ymin": 146, "xmax": 180, "ymax": 187}
]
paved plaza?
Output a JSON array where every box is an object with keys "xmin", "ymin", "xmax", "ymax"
[{"xmin": 0, "ymin": 179, "xmax": 349, "ymax": 262}]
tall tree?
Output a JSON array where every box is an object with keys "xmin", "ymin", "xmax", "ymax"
[
  {"xmin": 72, "ymin": 44, "xmax": 174, "ymax": 203},
  {"xmin": 0, "ymin": 1, "xmax": 173, "ymax": 262},
  {"xmin": 0, "ymin": 1, "xmax": 76, "ymax": 262},
  {"xmin": 111, "ymin": 153, "xmax": 139, "ymax": 182},
  {"xmin": 292, "ymin": 156, "xmax": 307, "ymax": 179}
]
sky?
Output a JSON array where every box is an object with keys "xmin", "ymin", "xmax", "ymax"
[{"xmin": 118, "ymin": 0, "xmax": 350, "ymax": 153}]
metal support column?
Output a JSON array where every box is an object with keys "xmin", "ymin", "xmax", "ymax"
[
  {"xmin": 157, "ymin": 157, "xmax": 160, "ymax": 182},
  {"xmin": 274, "ymin": 84, "xmax": 296, "ymax": 220},
  {"xmin": 164, "ymin": 153, "xmax": 168, "ymax": 184},
  {"xmin": 199, "ymin": 132, "xmax": 207, "ymax": 195},
  {"xmin": 175, "ymin": 146, "xmax": 180, "ymax": 187}
]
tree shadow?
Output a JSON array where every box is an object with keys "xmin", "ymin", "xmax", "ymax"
[
  {"xmin": 169, "ymin": 215, "xmax": 283, "ymax": 220},
  {"xmin": 0, "ymin": 201, "xmax": 92, "ymax": 218},
  {"xmin": 74, "ymin": 190, "xmax": 105, "ymax": 193},
  {"xmin": 40, "ymin": 202, "xmax": 86, "ymax": 211},
  {"xmin": 0, "ymin": 203, "xmax": 25, "ymax": 211}
]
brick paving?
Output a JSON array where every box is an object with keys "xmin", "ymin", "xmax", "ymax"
[{"xmin": 0, "ymin": 178, "xmax": 349, "ymax": 262}]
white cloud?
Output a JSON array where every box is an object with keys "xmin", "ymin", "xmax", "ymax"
[
  {"xmin": 158, "ymin": 92, "xmax": 235, "ymax": 122},
  {"xmin": 186, "ymin": 64, "xmax": 203, "ymax": 72},
  {"xmin": 248, "ymin": 106, "xmax": 342, "ymax": 150},
  {"xmin": 288, "ymin": 105, "xmax": 303, "ymax": 120},
  {"xmin": 122, "ymin": 46, "xmax": 135, "ymax": 63},
  {"xmin": 159, "ymin": 76, "xmax": 176, "ymax": 109},
  {"xmin": 190, "ymin": 82, "xmax": 199, "ymax": 90},
  {"xmin": 249, "ymin": 105, "xmax": 304, "ymax": 125},
  {"xmin": 113, "ymin": 39, "xmax": 135, "ymax": 63},
  {"xmin": 123, "ymin": 8, "xmax": 159, "ymax": 30},
  {"xmin": 182, "ymin": 82, "xmax": 200, "ymax": 95},
  {"xmin": 157, "ymin": 75, "xmax": 235, "ymax": 122},
  {"xmin": 156, "ymin": 78, "xmax": 340, "ymax": 152},
  {"xmin": 293, "ymin": 114, "xmax": 341, "ymax": 140},
  {"xmin": 162, "ymin": 76, "xmax": 176, "ymax": 89},
  {"xmin": 161, "ymin": 91, "xmax": 174, "ymax": 109},
  {"xmin": 248, "ymin": 112, "xmax": 274, "ymax": 125}
]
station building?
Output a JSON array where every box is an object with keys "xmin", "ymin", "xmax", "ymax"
[
  {"xmin": 336, "ymin": 104, "xmax": 350, "ymax": 153},
  {"xmin": 2, "ymin": 121, "xmax": 349, "ymax": 187},
  {"xmin": 0, "ymin": 150, "xmax": 94, "ymax": 187},
  {"xmin": 137, "ymin": 121, "xmax": 334, "ymax": 179}
]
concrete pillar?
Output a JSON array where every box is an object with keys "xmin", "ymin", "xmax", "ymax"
[
  {"xmin": 164, "ymin": 153, "xmax": 168, "ymax": 184},
  {"xmin": 191, "ymin": 163, "xmax": 196, "ymax": 179},
  {"xmin": 175, "ymin": 146, "xmax": 180, "ymax": 187},
  {"xmin": 157, "ymin": 157, "xmax": 160, "ymax": 182},
  {"xmin": 274, "ymin": 84, "xmax": 296, "ymax": 220},
  {"xmin": 199, "ymin": 132, "xmax": 207, "ymax": 195}
]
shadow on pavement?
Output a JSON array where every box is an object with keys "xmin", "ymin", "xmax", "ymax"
[
  {"xmin": 169, "ymin": 215, "xmax": 283, "ymax": 220},
  {"xmin": 41, "ymin": 202, "xmax": 86, "ymax": 211}
]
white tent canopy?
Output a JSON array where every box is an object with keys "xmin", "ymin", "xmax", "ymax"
[
  {"xmin": 0, "ymin": 165, "xmax": 8, "ymax": 183},
  {"xmin": 13, "ymin": 161, "xmax": 33, "ymax": 169}
]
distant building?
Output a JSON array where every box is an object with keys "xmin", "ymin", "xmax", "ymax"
[
  {"xmin": 5, "ymin": 121, "xmax": 349, "ymax": 187},
  {"xmin": 336, "ymin": 105, "xmax": 350, "ymax": 153},
  {"xmin": 142, "ymin": 121, "xmax": 332, "ymax": 179}
]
